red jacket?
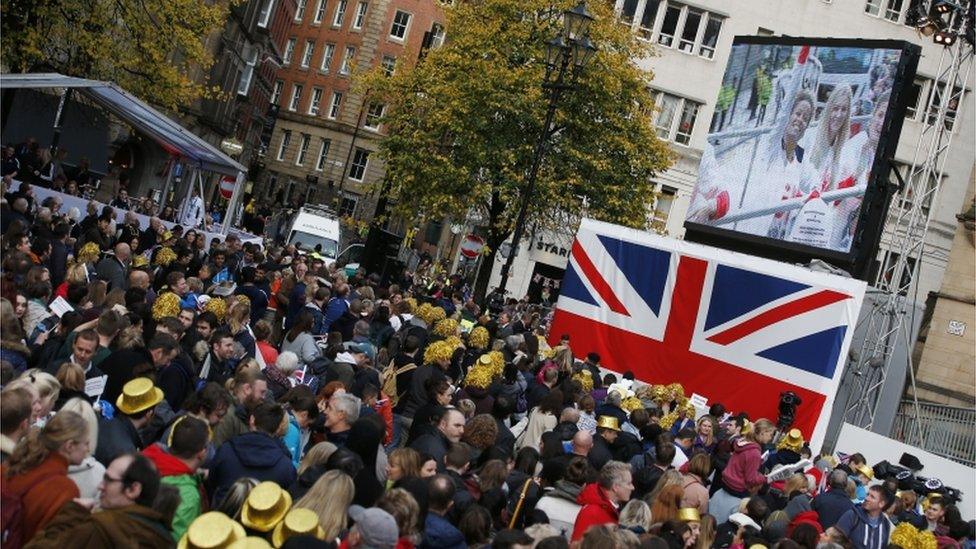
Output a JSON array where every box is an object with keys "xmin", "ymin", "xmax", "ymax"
[
  {"xmin": 1, "ymin": 452, "xmax": 79, "ymax": 543},
  {"xmin": 721, "ymin": 439, "xmax": 766, "ymax": 494},
  {"xmin": 571, "ymin": 483, "xmax": 619, "ymax": 541}
]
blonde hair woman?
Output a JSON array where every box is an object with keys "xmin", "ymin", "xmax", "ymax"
[
  {"xmin": 808, "ymin": 84, "xmax": 852, "ymax": 179},
  {"xmin": 619, "ymin": 499, "xmax": 653, "ymax": 533},
  {"xmin": 58, "ymin": 398, "xmax": 106, "ymax": 500},
  {"xmin": 19, "ymin": 370, "xmax": 61, "ymax": 423},
  {"xmin": 376, "ymin": 488, "xmax": 421, "ymax": 546},
  {"xmin": 386, "ymin": 447, "xmax": 423, "ymax": 486},
  {"xmin": 298, "ymin": 442, "xmax": 338, "ymax": 476},
  {"xmin": 2, "ymin": 410, "xmax": 89, "ymax": 542},
  {"xmin": 296, "ymin": 470, "xmax": 355, "ymax": 541}
]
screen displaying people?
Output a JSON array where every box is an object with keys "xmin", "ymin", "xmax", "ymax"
[{"xmin": 686, "ymin": 42, "xmax": 904, "ymax": 254}]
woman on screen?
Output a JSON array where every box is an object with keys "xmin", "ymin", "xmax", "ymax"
[{"xmin": 808, "ymin": 84, "xmax": 852, "ymax": 182}]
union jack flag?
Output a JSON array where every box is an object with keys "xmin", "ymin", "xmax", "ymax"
[{"xmin": 549, "ymin": 219, "xmax": 866, "ymax": 448}]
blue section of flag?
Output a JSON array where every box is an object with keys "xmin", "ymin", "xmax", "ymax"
[
  {"xmin": 756, "ymin": 325, "xmax": 847, "ymax": 378},
  {"xmin": 561, "ymin": 262, "xmax": 598, "ymax": 306},
  {"xmin": 704, "ymin": 265, "xmax": 809, "ymax": 331},
  {"xmin": 597, "ymin": 235, "xmax": 670, "ymax": 316}
]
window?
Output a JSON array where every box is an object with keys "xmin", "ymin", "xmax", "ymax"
[
  {"xmin": 340, "ymin": 46, "xmax": 355, "ymax": 75},
  {"xmin": 313, "ymin": 0, "xmax": 327, "ymax": 22},
  {"xmin": 865, "ymin": 0, "xmax": 906, "ymax": 21},
  {"xmin": 295, "ymin": 0, "xmax": 308, "ymax": 21},
  {"xmin": 296, "ymin": 134, "xmax": 311, "ymax": 166},
  {"xmin": 653, "ymin": 185, "xmax": 676, "ymax": 223},
  {"xmin": 237, "ymin": 47, "xmax": 258, "ymax": 96},
  {"xmin": 364, "ymin": 103, "xmax": 384, "ymax": 130},
  {"xmin": 309, "ymin": 87, "xmax": 324, "ymax": 115},
  {"xmin": 620, "ymin": 0, "xmax": 638, "ymax": 24},
  {"xmin": 657, "ymin": 4, "xmax": 681, "ymax": 47},
  {"xmin": 328, "ymin": 91, "xmax": 343, "ymax": 119},
  {"xmin": 637, "ymin": 0, "xmax": 660, "ymax": 40},
  {"xmin": 258, "ymin": 0, "xmax": 276, "ymax": 27},
  {"xmin": 301, "ymin": 40, "xmax": 315, "ymax": 68},
  {"xmin": 652, "ymin": 91, "xmax": 702, "ymax": 144},
  {"xmin": 674, "ymin": 100, "xmax": 699, "ymax": 145},
  {"xmin": 271, "ymin": 80, "xmax": 284, "ymax": 105},
  {"xmin": 678, "ymin": 9, "xmax": 702, "ymax": 53},
  {"xmin": 429, "ymin": 23, "xmax": 446, "ymax": 49},
  {"xmin": 289, "ymin": 84, "xmax": 303, "ymax": 111},
  {"xmin": 390, "ymin": 10, "xmax": 411, "ymax": 40},
  {"xmin": 926, "ymin": 81, "xmax": 962, "ymax": 131},
  {"xmin": 381, "ymin": 55, "xmax": 397, "ymax": 76},
  {"xmin": 339, "ymin": 195, "xmax": 358, "ymax": 217},
  {"xmin": 283, "ymin": 37, "xmax": 296, "ymax": 65},
  {"xmin": 333, "ymin": 0, "xmax": 346, "ymax": 26},
  {"xmin": 699, "ymin": 14, "xmax": 722, "ymax": 59},
  {"xmin": 277, "ymin": 130, "xmax": 291, "ymax": 161},
  {"xmin": 315, "ymin": 139, "xmax": 332, "ymax": 171},
  {"xmin": 353, "ymin": 1, "xmax": 368, "ymax": 29},
  {"xmin": 904, "ymin": 77, "xmax": 926, "ymax": 120},
  {"xmin": 349, "ymin": 148, "xmax": 369, "ymax": 181},
  {"xmin": 320, "ymin": 43, "xmax": 336, "ymax": 72}
]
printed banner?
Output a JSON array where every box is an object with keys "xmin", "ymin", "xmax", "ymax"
[{"xmin": 549, "ymin": 219, "xmax": 866, "ymax": 449}]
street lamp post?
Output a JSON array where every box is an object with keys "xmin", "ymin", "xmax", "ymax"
[{"xmin": 496, "ymin": 1, "xmax": 597, "ymax": 296}]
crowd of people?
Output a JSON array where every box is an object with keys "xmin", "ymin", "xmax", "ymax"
[{"xmin": 0, "ymin": 172, "xmax": 973, "ymax": 549}]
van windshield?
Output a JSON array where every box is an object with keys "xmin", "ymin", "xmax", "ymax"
[{"xmin": 289, "ymin": 231, "xmax": 338, "ymax": 258}]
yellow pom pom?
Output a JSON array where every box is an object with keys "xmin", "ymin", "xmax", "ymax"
[
  {"xmin": 660, "ymin": 411, "xmax": 679, "ymax": 430},
  {"xmin": 424, "ymin": 340, "xmax": 454, "ymax": 364},
  {"xmin": 78, "ymin": 242, "xmax": 102, "ymax": 264},
  {"xmin": 152, "ymin": 292, "xmax": 181, "ymax": 321},
  {"xmin": 433, "ymin": 318, "xmax": 459, "ymax": 338},
  {"xmin": 572, "ymin": 370, "xmax": 594, "ymax": 393},
  {"xmin": 204, "ymin": 296, "xmax": 227, "ymax": 323},
  {"xmin": 403, "ymin": 298, "xmax": 417, "ymax": 312},
  {"xmin": 622, "ymin": 396, "xmax": 644, "ymax": 413},
  {"xmin": 153, "ymin": 247, "xmax": 177, "ymax": 267},
  {"xmin": 465, "ymin": 365, "xmax": 493, "ymax": 389},
  {"xmin": 468, "ymin": 326, "xmax": 489, "ymax": 349},
  {"xmin": 430, "ymin": 306, "xmax": 446, "ymax": 323},
  {"xmin": 445, "ymin": 336, "xmax": 462, "ymax": 350}
]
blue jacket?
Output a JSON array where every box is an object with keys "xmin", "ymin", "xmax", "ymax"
[
  {"xmin": 207, "ymin": 431, "xmax": 296, "ymax": 506},
  {"xmin": 322, "ymin": 297, "xmax": 349, "ymax": 333},
  {"xmin": 834, "ymin": 505, "xmax": 893, "ymax": 549},
  {"xmin": 306, "ymin": 303, "xmax": 326, "ymax": 336},
  {"xmin": 420, "ymin": 512, "xmax": 467, "ymax": 549},
  {"xmin": 812, "ymin": 488, "xmax": 855, "ymax": 529},
  {"xmin": 282, "ymin": 413, "xmax": 308, "ymax": 470}
]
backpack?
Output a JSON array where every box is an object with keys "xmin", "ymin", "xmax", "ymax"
[
  {"xmin": 380, "ymin": 359, "xmax": 416, "ymax": 408},
  {"xmin": 1, "ymin": 471, "xmax": 57, "ymax": 548}
]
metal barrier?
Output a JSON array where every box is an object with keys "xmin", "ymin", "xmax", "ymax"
[{"xmin": 891, "ymin": 400, "xmax": 976, "ymax": 466}]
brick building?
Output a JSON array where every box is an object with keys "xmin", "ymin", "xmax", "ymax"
[{"xmin": 255, "ymin": 0, "xmax": 446, "ymax": 218}]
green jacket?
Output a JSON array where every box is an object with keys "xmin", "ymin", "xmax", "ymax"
[{"xmin": 162, "ymin": 474, "xmax": 201, "ymax": 541}]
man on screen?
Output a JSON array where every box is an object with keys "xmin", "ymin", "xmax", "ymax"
[{"xmin": 689, "ymin": 89, "xmax": 817, "ymax": 238}]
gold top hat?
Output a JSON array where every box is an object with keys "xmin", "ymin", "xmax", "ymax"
[
  {"xmin": 678, "ymin": 508, "xmax": 701, "ymax": 523},
  {"xmin": 178, "ymin": 512, "xmax": 247, "ymax": 549},
  {"xmin": 854, "ymin": 463, "xmax": 874, "ymax": 480},
  {"xmin": 132, "ymin": 255, "xmax": 149, "ymax": 268},
  {"xmin": 596, "ymin": 415, "xmax": 620, "ymax": 431},
  {"xmin": 777, "ymin": 428, "xmax": 804, "ymax": 452},
  {"xmin": 116, "ymin": 377, "xmax": 164, "ymax": 415},
  {"xmin": 271, "ymin": 508, "xmax": 325, "ymax": 547},
  {"xmin": 241, "ymin": 482, "xmax": 292, "ymax": 532},
  {"xmin": 477, "ymin": 354, "xmax": 492, "ymax": 366},
  {"xmin": 228, "ymin": 538, "xmax": 273, "ymax": 549}
]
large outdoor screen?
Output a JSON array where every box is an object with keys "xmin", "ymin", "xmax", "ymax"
[{"xmin": 684, "ymin": 37, "xmax": 919, "ymax": 271}]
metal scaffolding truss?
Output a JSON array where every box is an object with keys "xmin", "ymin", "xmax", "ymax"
[{"xmin": 842, "ymin": 8, "xmax": 975, "ymax": 435}]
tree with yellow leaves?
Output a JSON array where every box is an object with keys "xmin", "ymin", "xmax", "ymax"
[
  {"xmin": 359, "ymin": 0, "xmax": 673, "ymax": 298},
  {"xmin": 2, "ymin": 0, "xmax": 229, "ymax": 109}
]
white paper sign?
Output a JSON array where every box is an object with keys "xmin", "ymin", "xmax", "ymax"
[
  {"xmin": 690, "ymin": 393, "xmax": 708, "ymax": 408},
  {"xmin": 787, "ymin": 198, "xmax": 832, "ymax": 248},
  {"xmin": 48, "ymin": 296, "xmax": 74, "ymax": 318},
  {"xmin": 85, "ymin": 375, "xmax": 108, "ymax": 398}
]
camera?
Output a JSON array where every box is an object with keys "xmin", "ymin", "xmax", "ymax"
[{"xmin": 777, "ymin": 391, "xmax": 802, "ymax": 431}]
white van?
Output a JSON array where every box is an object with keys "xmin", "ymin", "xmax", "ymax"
[{"xmin": 287, "ymin": 206, "xmax": 342, "ymax": 264}]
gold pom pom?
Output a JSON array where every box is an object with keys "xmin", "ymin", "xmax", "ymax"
[
  {"xmin": 660, "ymin": 411, "xmax": 679, "ymax": 430},
  {"xmin": 622, "ymin": 396, "xmax": 644, "ymax": 413},
  {"xmin": 433, "ymin": 318, "xmax": 459, "ymax": 338},
  {"xmin": 152, "ymin": 292, "xmax": 181, "ymax": 321},
  {"xmin": 204, "ymin": 296, "xmax": 227, "ymax": 323},
  {"xmin": 430, "ymin": 306, "xmax": 446, "ymax": 323},
  {"xmin": 465, "ymin": 365, "xmax": 493, "ymax": 389},
  {"xmin": 153, "ymin": 247, "xmax": 177, "ymax": 267},
  {"xmin": 415, "ymin": 303, "xmax": 433, "ymax": 324},
  {"xmin": 424, "ymin": 340, "xmax": 454, "ymax": 364},
  {"xmin": 403, "ymin": 298, "xmax": 417, "ymax": 312},
  {"xmin": 468, "ymin": 326, "xmax": 489, "ymax": 349},
  {"xmin": 444, "ymin": 335, "xmax": 462, "ymax": 350},
  {"xmin": 572, "ymin": 370, "xmax": 594, "ymax": 393}
]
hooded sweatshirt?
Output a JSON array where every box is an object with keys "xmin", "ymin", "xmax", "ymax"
[
  {"xmin": 207, "ymin": 431, "xmax": 296, "ymax": 506},
  {"xmin": 834, "ymin": 505, "xmax": 892, "ymax": 549},
  {"xmin": 535, "ymin": 481, "xmax": 583, "ymax": 538},
  {"xmin": 572, "ymin": 482, "xmax": 619, "ymax": 541},
  {"xmin": 721, "ymin": 439, "xmax": 766, "ymax": 495},
  {"xmin": 142, "ymin": 443, "xmax": 205, "ymax": 541}
]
